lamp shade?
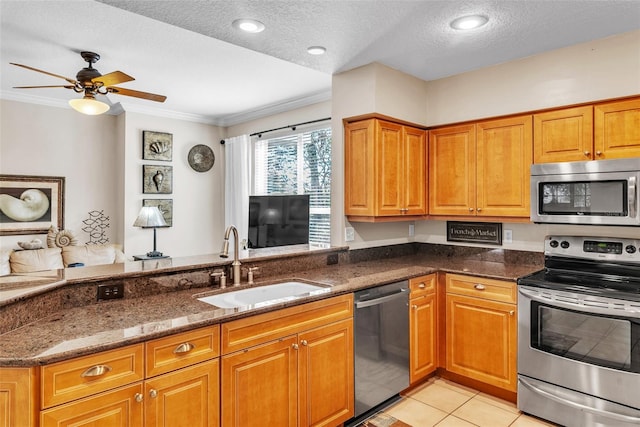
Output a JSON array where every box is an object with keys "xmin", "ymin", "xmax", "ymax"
[
  {"xmin": 133, "ymin": 206, "xmax": 167, "ymax": 228},
  {"xmin": 69, "ymin": 96, "xmax": 110, "ymax": 115}
]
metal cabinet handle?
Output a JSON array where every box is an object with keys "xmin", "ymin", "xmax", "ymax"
[
  {"xmin": 584, "ymin": 151, "xmax": 591, "ymax": 157},
  {"xmin": 418, "ymin": 283, "xmax": 426, "ymax": 289},
  {"xmin": 468, "ymin": 208, "xmax": 474, "ymax": 212},
  {"xmin": 292, "ymin": 343, "xmax": 299, "ymax": 350},
  {"xmin": 474, "ymin": 284, "xmax": 486, "ymax": 291},
  {"xmin": 477, "ymin": 208, "xmax": 482, "ymax": 212},
  {"xmin": 81, "ymin": 364, "xmax": 112, "ymax": 378},
  {"xmin": 149, "ymin": 389, "xmax": 158, "ymax": 398},
  {"xmin": 411, "ymin": 304, "xmax": 418, "ymax": 309},
  {"xmin": 595, "ymin": 150, "xmax": 602, "ymax": 156},
  {"xmin": 173, "ymin": 342, "xmax": 196, "ymax": 354},
  {"xmin": 509, "ymin": 310, "xmax": 515, "ymax": 316},
  {"xmin": 301, "ymin": 340, "xmax": 308, "ymax": 346},
  {"xmin": 135, "ymin": 393, "xmax": 143, "ymax": 403}
]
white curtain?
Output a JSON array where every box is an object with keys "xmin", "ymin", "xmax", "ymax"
[{"xmin": 223, "ymin": 134, "xmax": 251, "ymax": 248}]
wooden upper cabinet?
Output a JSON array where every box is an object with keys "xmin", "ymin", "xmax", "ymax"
[
  {"xmin": 429, "ymin": 116, "xmax": 532, "ymax": 218},
  {"xmin": 533, "ymin": 106, "xmax": 593, "ymax": 163},
  {"xmin": 476, "ymin": 115, "xmax": 532, "ymax": 217},
  {"xmin": 595, "ymin": 97, "xmax": 640, "ymax": 159},
  {"xmin": 428, "ymin": 124, "xmax": 476, "ymax": 216},
  {"xmin": 344, "ymin": 117, "xmax": 427, "ymax": 221}
]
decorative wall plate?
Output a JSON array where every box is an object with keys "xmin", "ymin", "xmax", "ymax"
[{"xmin": 188, "ymin": 144, "xmax": 215, "ymax": 172}]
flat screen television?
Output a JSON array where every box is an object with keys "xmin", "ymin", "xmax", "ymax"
[{"xmin": 247, "ymin": 194, "xmax": 310, "ymax": 249}]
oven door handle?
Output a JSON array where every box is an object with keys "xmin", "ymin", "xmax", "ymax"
[
  {"xmin": 519, "ymin": 377, "xmax": 640, "ymax": 423},
  {"xmin": 518, "ymin": 287, "xmax": 639, "ymax": 317},
  {"xmin": 355, "ymin": 289, "xmax": 408, "ymax": 309},
  {"xmin": 629, "ymin": 176, "xmax": 637, "ymax": 219}
]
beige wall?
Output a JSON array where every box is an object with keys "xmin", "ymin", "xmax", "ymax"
[
  {"xmin": 332, "ymin": 30, "xmax": 640, "ymax": 252},
  {"xmin": 0, "ymin": 100, "xmax": 121, "ymax": 250}
]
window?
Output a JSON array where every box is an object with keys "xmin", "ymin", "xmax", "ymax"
[{"xmin": 253, "ymin": 126, "xmax": 331, "ymax": 246}]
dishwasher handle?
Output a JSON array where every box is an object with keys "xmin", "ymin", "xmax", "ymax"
[{"xmin": 355, "ymin": 289, "xmax": 408, "ymax": 309}]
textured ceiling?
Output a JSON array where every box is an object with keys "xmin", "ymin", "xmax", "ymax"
[{"xmin": 2, "ymin": 0, "xmax": 639, "ymax": 125}]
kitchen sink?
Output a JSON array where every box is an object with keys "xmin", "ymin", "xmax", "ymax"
[{"xmin": 197, "ymin": 280, "xmax": 331, "ymax": 308}]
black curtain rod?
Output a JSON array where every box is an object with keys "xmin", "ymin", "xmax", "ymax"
[{"xmin": 250, "ymin": 117, "xmax": 331, "ymax": 138}]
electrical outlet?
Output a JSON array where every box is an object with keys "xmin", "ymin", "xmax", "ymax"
[
  {"xmin": 409, "ymin": 224, "xmax": 415, "ymax": 237},
  {"xmin": 327, "ymin": 253, "xmax": 339, "ymax": 265},
  {"xmin": 504, "ymin": 229, "xmax": 513, "ymax": 244},
  {"xmin": 97, "ymin": 283, "xmax": 124, "ymax": 300},
  {"xmin": 345, "ymin": 227, "xmax": 355, "ymax": 242}
]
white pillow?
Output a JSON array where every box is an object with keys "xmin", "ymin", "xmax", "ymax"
[
  {"xmin": 0, "ymin": 249, "xmax": 12, "ymax": 276},
  {"xmin": 9, "ymin": 248, "xmax": 64, "ymax": 273},
  {"xmin": 62, "ymin": 244, "xmax": 123, "ymax": 267}
]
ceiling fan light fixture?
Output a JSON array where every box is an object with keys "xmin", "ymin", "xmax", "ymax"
[
  {"xmin": 232, "ymin": 19, "xmax": 265, "ymax": 33},
  {"xmin": 69, "ymin": 95, "xmax": 110, "ymax": 115},
  {"xmin": 307, "ymin": 46, "xmax": 326, "ymax": 55},
  {"xmin": 450, "ymin": 14, "xmax": 489, "ymax": 30}
]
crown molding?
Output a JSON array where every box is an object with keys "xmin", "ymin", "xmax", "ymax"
[{"xmin": 1, "ymin": 89, "xmax": 332, "ymax": 127}]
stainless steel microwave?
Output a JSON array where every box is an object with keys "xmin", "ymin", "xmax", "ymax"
[{"xmin": 530, "ymin": 158, "xmax": 640, "ymax": 226}]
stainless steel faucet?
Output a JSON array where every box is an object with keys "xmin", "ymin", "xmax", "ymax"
[{"xmin": 220, "ymin": 225, "xmax": 242, "ymax": 286}]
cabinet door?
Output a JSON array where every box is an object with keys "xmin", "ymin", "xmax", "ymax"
[
  {"xmin": 0, "ymin": 367, "xmax": 37, "ymax": 427},
  {"xmin": 145, "ymin": 359, "xmax": 219, "ymax": 427},
  {"xmin": 533, "ymin": 106, "xmax": 593, "ymax": 163},
  {"xmin": 595, "ymin": 98, "xmax": 640, "ymax": 159},
  {"xmin": 376, "ymin": 120, "xmax": 405, "ymax": 216},
  {"xmin": 344, "ymin": 119, "xmax": 376, "ymax": 216},
  {"xmin": 298, "ymin": 319, "xmax": 354, "ymax": 427},
  {"xmin": 403, "ymin": 126, "xmax": 428, "ymax": 215},
  {"xmin": 446, "ymin": 294, "xmax": 517, "ymax": 392},
  {"xmin": 476, "ymin": 115, "xmax": 532, "ymax": 217},
  {"xmin": 429, "ymin": 124, "xmax": 476, "ymax": 215},
  {"xmin": 410, "ymin": 294, "xmax": 436, "ymax": 384},
  {"xmin": 221, "ymin": 336, "xmax": 298, "ymax": 427},
  {"xmin": 40, "ymin": 384, "xmax": 143, "ymax": 427}
]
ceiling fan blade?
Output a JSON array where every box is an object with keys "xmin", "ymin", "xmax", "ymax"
[
  {"xmin": 13, "ymin": 85, "xmax": 75, "ymax": 89},
  {"xmin": 10, "ymin": 63, "xmax": 76, "ymax": 84},
  {"xmin": 92, "ymin": 71, "xmax": 134, "ymax": 87},
  {"xmin": 107, "ymin": 86, "xmax": 166, "ymax": 102}
]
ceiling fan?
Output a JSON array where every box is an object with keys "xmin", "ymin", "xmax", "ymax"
[{"xmin": 11, "ymin": 51, "xmax": 167, "ymax": 115}]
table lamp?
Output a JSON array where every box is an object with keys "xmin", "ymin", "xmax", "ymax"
[{"xmin": 133, "ymin": 206, "xmax": 167, "ymax": 257}]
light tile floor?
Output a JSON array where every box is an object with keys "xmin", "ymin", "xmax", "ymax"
[{"xmin": 377, "ymin": 377, "xmax": 560, "ymax": 427}]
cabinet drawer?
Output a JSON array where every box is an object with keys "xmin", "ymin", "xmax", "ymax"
[
  {"xmin": 409, "ymin": 274, "xmax": 436, "ymax": 299},
  {"xmin": 445, "ymin": 273, "xmax": 516, "ymax": 304},
  {"xmin": 41, "ymin": 344, "xmax": 144, "ymax": 409},
  {"xmin": 221, "ymin": 294, "xmax": 353, "ymax": 355},
  {"xmin": 145, "ymin": 325, "xmax": 220, "ymax": 377}
]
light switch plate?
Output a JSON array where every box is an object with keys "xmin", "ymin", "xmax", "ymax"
[{"xmin": 504, "ymin": 229, "xmax": 513, "ymax": 244}]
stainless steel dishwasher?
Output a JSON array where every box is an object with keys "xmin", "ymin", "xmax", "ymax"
[{"xmin": 352, "ymin": 280, "xmax": 410, "ymax": 420}]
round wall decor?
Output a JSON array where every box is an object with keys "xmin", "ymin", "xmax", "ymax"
[{"xmin": 188, "ymin": 144, "xmax": 215, "ymax": 172}]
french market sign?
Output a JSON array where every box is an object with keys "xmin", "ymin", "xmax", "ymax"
[{"xmin": 446, "ymin": 221, "xmax": 502, "ymax": 245}]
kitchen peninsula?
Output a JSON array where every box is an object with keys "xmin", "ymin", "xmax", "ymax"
[{"xmin": 1, "ymin": 243, "xmax": 541, "ymax": 427}]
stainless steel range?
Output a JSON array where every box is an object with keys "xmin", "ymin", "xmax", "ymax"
[{"xmin": 517, "ymin": 235, "xmax": 640, "ymax": 427}]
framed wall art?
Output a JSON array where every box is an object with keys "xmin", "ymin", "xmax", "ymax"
[
  {"xmin": 143, "ymin": 165, "xmax": 173, "ymax": 194},
  {"xmin": 142, "ymin": 130, "xmax": 173, "ymax": 161},
  {"xmin": 0, "ymin": 175, "xmax": 65, "ymax": 235},
  {"xmin": 142, "ymin": 199, "xmax": 173, "ymax": 227}
]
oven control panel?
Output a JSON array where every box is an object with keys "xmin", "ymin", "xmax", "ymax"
[{"xmin": 546, "ymin": 236, "xmax": 639, "ymax": 263}]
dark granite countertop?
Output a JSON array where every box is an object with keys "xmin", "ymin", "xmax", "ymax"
[{"xmin": 0, "ymin": 249, "xmax": 542, "ymax": 367}]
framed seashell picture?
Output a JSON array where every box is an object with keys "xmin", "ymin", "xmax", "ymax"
[
  {"xmin": 143, "ymin": 165, "xmax": 173, "ymax": 194},
  {"xmin": 143, "ymin": 199, "xmax": 173, "ymax": 227},
  {"xmin": 142, "ymin": 130, "xmax": 173, "ymax": 161},
  {"xmin": 0, "ymin": 175, "xmax": 65, "ymax": 235}
]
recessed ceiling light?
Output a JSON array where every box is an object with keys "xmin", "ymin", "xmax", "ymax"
[
  {"xmin": 450, "ymin": 15, "xmax": 489, "ymax": 30},
  {"xmin": 307, "ymin": 46, "xmax": 326, "ymax": 55},
  {"xmin": 232, "ymin": 19, "xmax": 265, "ymax": 33}
]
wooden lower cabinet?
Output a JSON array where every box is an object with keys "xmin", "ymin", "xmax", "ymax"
[
  {"xmin": 299, "ymin": 319, "xmax": 354, "ymax": 427},
  {"xmin": 40, "ymin": 383, "xmax": 144, "ymax": 427},
  {"xmin": 445, "ymin": 278, "xmax": 517, "ymax": 392},
  {"xmin": 409, "ymin": 274, "xmax": 437, "ymax": 384},
  {"xmin": 40, "ymin": 359, "xmax": 219, "ymax": 427},
  {"xmin": 0, "ymin": 367, "xmax": 38, "ymax": 427},
  {"xmin": 145, "ymin": 359, "xmax": 219, "ymax": 427},
  {"xmin": 222, "ymin": 319, "xmax": 354, "ymax": 427}
]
